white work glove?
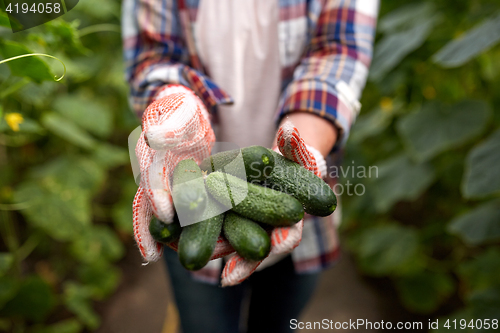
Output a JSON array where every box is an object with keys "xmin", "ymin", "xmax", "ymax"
[{"xmin": 132, "ymin": 85, "xmax": 233, "ymax": 262}]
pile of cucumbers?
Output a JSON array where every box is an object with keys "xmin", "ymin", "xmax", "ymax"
[{"xmin": 149, "ymin": 146, "xmax": 337, "ymax": 271}]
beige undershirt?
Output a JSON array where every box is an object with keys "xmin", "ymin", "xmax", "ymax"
[
  {"xmin": 195, "ymin": 0, "xmax": 287, "ymax": 270},
  {"xmin": 195, "ymin": 0, "xmax": 281, "ymax": 149}
]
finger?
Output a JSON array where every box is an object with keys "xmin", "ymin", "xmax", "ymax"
[
  {"xmin": 142, "ymin": 85, "xmax": 207, "ymax": 131},
  {"xmin": 210, "ymin": 237, "xmax": 235, "ymax": 260},
  {"xmin": 166, "ymin": 240, "xmax": 178, "ymax": 252},
  {"xmin": 145, "ymin": 90, "xmax": 213, "ymax": 152},
  {"xmin": 153, "ymin": 85, "xmax": 211, "ymax": 122},
  {"xmin": 137, "ymin": 135, "xmax": 175, "ymax": 223},
  {"xmin": 168, "ymin": 115, "xmax": 215, "ymax": 163},
  {"xmin": 146, "ymin": 92, "xmax": 201, "ymax": 150},
  {"xmin": 221, "ymin": 254, "xmax": 262, "ymax": 287},
  {"xmin": 277, "ymin": 121, "xmax": 321, "ymax": 177},
  {"xmin": 269, "ymin": 220, "xmax": 304, "ymax": 255},
  {"xmin": 145, "ymin": 149, "xmax": 176, "ymax": 223},
  {"xmin": 133, "ymin": 186, "xmax": 163, "ymax": 262}
]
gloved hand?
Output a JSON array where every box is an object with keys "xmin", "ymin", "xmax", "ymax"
[
  {"xmin": 133, "ymin": 90, "xmax": 327, "ymax": 285},
  {"xmin": 132, "ymin": 85, "xmax": 232, "ymax": 262},
  {"xmin": 220, "ymin": 121, "xmax": 327, "ymax": 286}
]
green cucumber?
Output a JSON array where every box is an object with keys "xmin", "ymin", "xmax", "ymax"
[
  {"xmin": 172, "ymin": 158, "xmax": 207, "ymax": 222},
  {"xmin": 149, "ymin": 216, "xmax": 182, "ymax": 244},
  {"xmin": 264, "ymin": 149, "xmax": 337, "ymax": 217},
  {"xmin": 200, "ymin": 146, "xmax": 274, "ymax": 183},
  {"xmin": 223, "ymin": 212, "xmax": 271, "ymax": 261},
  {"xmin": 206, "ymin": 172, "xmax": 304, "ymax": 226},
  {"xmin": 178, "ymin": 196, "xmax": 225, "ymax": 271}
]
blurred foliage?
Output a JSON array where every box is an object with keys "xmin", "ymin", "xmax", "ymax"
[
  {"xmin": 0, "ymin": 0, "xmax": 137, "ymax": 331},
  {"xmin": 342, "ymin": 0, "xmax": 500, "ymax": 329}
]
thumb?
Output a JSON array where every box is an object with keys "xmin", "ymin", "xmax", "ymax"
[{"xmin": 276, "ymin": 121, "xmax": 321, "ymax": 177}]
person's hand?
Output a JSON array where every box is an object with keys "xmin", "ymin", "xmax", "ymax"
[
  {"xmin": 220, "ymin": 122, "xmax": 326, "ymax": 286},
  {"xmin": 133, "ymin": 85, "xmax": 223, "ymax": 262}
]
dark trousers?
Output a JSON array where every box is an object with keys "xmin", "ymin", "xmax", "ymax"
[{"xmin": 163, "ymin": 247, "xmax": 321, "ymax": 333}]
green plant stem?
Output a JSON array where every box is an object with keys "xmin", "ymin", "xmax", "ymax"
[
  {"xmin": 0, "ymin": 201, "xmax": 32, "ymax": 210},
  {"xmin": 17, "ymin": 234, "xmax": 41, "ymax": 261},
  {"xmin": 60, "ymin": 0, "xmax": 68, "ymax": 13},
  {"xmin": 0, "ymin": 210, "xmax": 21, "ymax": 276},
  {"xmin": 0, "ymin": 78, "xmax": 30, "ymax": 99},
  {"xmin": 0, "ymin": 54, "xmax": 66, "ymax": 81},
  {"xmin": 79, "ymin": 24, "xmax": 121, "ymax": 37}
]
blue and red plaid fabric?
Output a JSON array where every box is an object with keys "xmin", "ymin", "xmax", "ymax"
[{"xmin": 122, "ymin": 0, "xmax": 378, "ymax": 283}]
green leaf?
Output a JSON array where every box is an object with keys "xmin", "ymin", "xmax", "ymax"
[
  {"xmin": 16, "ymin": 81, "xmax": 59, "ymax": 108},
  {"xmin": 14, "ymin": 181, "xmax": 91, "ymax": 241},
  {"xmin": 14, "ymin": 156, "xmax": 104, "ymax": 241},
  {"xmin": 0, "ymin": 253, "xmax": 13, "ymax": 277},
  {"xmin": 0, "ymin": 276, "xmax": 18, "ymax": 309},
  {"xmin": 54, "ymin": 55, "xmax": 93, "ymax": 82},
  {"xmin": 372, "ymin": 154, "xmax": 436, "ymax": 212},
  {"xmin": 370, "ymin": 14, "xmax": 440, "ymax": 81},
  {"xmin": 31, "ymin": 156, "xmax": 105, "ymax": 194},
  {"xmin": 396, "ymin": 271, "xmax": 455, "ymax": 313},
  {"xmin": 111, "ymin": 179, "xmax": 137, "ymax": 234},
  {"xmin": 92, "ymin": 143, "xmax": 129, "ymax": 169},
  {"xmin": 41, "ymin": 113, "xmax": 96, "ymax": 149},
  {"xmin": 111, "ymin": 201, "xmax": 133, "ymax": 234},
  {"xmin": 70, "ymin": 225, "xmax": 125, "ymax": 263},
  {"xmin": 45, "ymin": 20, "xmax": 88, "ymax": 55},
  {"xmin": 29, "ymin": 319, "xmax": 83, "ymax": 333},
  {"xmin": 0, "ymin": 11, "xmax": 11, "ymax": 28},
  {"xmin": 0, "ymin": 41, "xmax": 54, "ymax": 83},
  {"xmin": 433, "ymin": 14, "xmax": 500, "ymax": 68},
  {"xmin": 457, "ymin": 248, "xmax": 500, "ymax": 291},
  {"xmin": 15, "ymin": 118, "xmax": 45, "ymax": 134},
  {"xmin": 349, "ymin": 107, "xmax": 394, "ymax": 143},
  {"xmin": 448, "ymin": 200, "xmax": 500, "ymax": 246},
  {"xmin": 378, "ymin": 2, "xmax": 435, "ymax": 33},
  {"xmin": 397, "ymin": 100, "xmax": 491, "ymax": 162},
  {"xmin": 468, "ymin": 287, "xmax": 500, "ymax": 324},
  {"xmin": 0, "ymin": 318, "xmax": 11, "ymax": 332},
  {"xmin": 0, "ymin": 276, "xmax": 56, "ymax": 322},
  {"xmin": 53, "ymin": 95, "xmax": 112, "ymax": 138},
  {"xmin": 431, "ymin": 310, "xmax": 473, "ymax": 333},
  {"xmin": 63, "ymin": 282, "xmax": 100, "ymax": 330},
  {"xmin": 357, "ymin": 225, "xmax": 420, "ymax": 276},
  {"xmin": 77, "ymin": 261, "xmax": 121, "ymax": 300},
  {"xmin": 479, "ymin": 48, "xmax": 500, "ymax": 81},
  {"xmin": 75, "ymin": 0, "xmax": 120, "ymax": 20},
  {"xmin": 462, "ymin": 129, "xmax": 500, "ymax": 198}
]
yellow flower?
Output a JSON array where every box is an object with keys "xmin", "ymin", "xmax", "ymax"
[
  {"xmin": 453, "ymin": 30, "xmax": 464, "ymax": 39},
  {"xmin": 380, "ymin": 97, "xmax": 393, "ymax": 113},
  {"xmin": 423, "ymin": 86, "xmax": 437, "ymax": 99},
  {"xmin": 5, "ymin": 113, "xmax": 24, "ymax": 132}
]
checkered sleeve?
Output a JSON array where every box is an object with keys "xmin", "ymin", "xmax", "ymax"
[
  {"xmin": 122, "ymin": 0, "xmax": 232, "ymax": 117},
  {"xmin": 277, "ymin": 0, "xmax": 379, "ymax": 149}
]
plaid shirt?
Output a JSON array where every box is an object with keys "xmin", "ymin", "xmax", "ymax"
[{"xmin": 122, "ymin": 0, "xmax": 378, "ymax": 283}]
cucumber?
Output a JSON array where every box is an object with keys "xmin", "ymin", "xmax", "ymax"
[
  {"xmin": 223, "ymin": 212, "xmax": 271, "ymax": 261},
  {"xmin": 200, "ymin": 146, "xmax": 274, "ymax": 183},
  {"xmin": 149, "ymin": 216, "xmax": 182, "ymax": 244},
  {"xmin": 264, "ymin": 149, "xmax": 337, "ymax": 217},
  {"xmin": 206, "ymin": 172, "xmax": 304, "ymax": 226},
  {"xmin": 178, "ymin": 196, "xmax": 225, "ymax": 271},
  {"xmin": 172, "ymin": 159, "xmax": 207, "ymax": 222}
]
